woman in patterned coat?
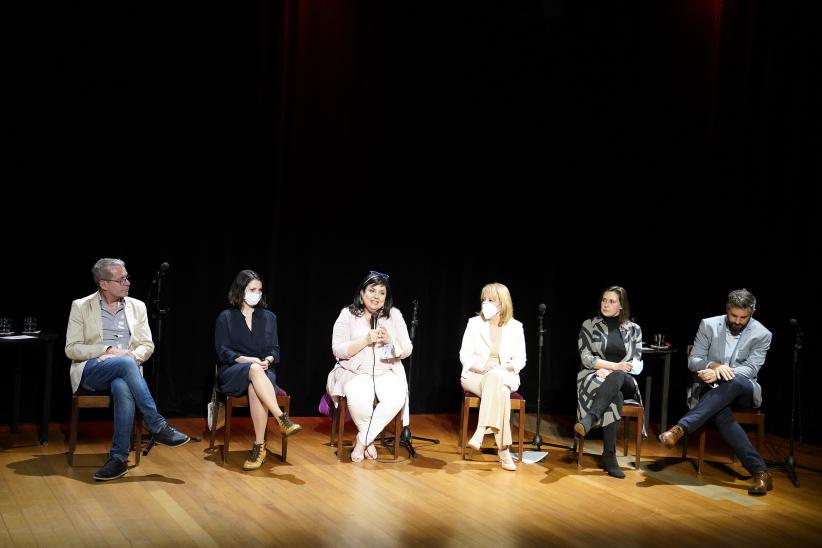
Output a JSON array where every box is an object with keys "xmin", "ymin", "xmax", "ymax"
[{"xmin": 575, "ymin": 286, "xmax": 643, "ymax": 478}]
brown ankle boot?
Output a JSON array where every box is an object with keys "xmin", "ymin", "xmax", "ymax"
[
  {"xmin": 658, "ymin": 424, "xmax": 686, "ymax": 448},
  {"xmin": 242, "ymin": 442, "xmax": 267, "ymax": 471},
  {"xmin": 748, "ymin": 471, "xmax": 773, "ymax": 495},
  {"xmin": 276, "ymin": 412, "xmax": 302, "ymax": 437}
]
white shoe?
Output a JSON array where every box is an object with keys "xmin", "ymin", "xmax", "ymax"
[
  {"xmin": 467, "ymin": 430, "xmax": 484, "ymax": 451},
  {"xmin": 499, "ymin": 449, "xmax": 517, "ymax": 471}
]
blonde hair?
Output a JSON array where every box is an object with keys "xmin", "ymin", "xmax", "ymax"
[{"xmin": 480, "ymin": 282, "xmax": 514, "ymax": 326}]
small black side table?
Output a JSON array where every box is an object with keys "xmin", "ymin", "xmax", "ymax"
[{"xmin": 0, "ymin": 332, "xmax": 57, "ymax": 445}]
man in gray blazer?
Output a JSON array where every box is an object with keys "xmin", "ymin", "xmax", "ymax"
[{"xmin": 659, "ymin": 289, "xmax": 773, "ymax": 495}]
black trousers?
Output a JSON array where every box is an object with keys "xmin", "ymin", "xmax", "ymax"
[{"xmin": 590, "ymin": 371, "xmax": 635, "ymax": 420}]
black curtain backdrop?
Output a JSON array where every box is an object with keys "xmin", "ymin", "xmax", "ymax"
[{"xmin": 4, "ymin": 1, "xmax": 818, "ymax": 443}]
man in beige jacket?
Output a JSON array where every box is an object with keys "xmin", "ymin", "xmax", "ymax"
[{"xmin": 66, "ymin": 258, "xmax": 189, "ymax": 481}]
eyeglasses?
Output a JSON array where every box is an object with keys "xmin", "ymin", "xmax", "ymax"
[
  {"xmin": 369, "ymin": 270, "xmax": 389, "ymax": 280},
  {"xmin": 102, "ymin": 276, "xmax": 131, "ymax": 286}
]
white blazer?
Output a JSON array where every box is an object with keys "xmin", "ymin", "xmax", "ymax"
[{"xmin": 459, "ymin": 315, "xmax": 526, "ymax": 392}]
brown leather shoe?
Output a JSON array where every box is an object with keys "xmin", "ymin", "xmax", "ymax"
[
  {"xmin": 658, "ymin": 424, "xmax": 686, "ymax": 448},
  {"xmin": 748, "ymin": 471, "xmax": 773, "ymax": 495}
]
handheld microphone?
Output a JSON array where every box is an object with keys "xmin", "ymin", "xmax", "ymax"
[
  {"xmin": 538, "ymin": 303, "xmax": 547, "ymax": 318},
  {"xmin": 371, "ymin": 310, "xmax": 380, "ymax": 345}
]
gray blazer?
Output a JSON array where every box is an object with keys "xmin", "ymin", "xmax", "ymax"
[{"xmin": 686, "ymin": 314, "xmax": 772, "ymax": 409}]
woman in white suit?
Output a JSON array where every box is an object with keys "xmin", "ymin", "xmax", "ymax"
[{"xmin": 459, "ymin": 282, "xmax": 526, "ymax": 471}]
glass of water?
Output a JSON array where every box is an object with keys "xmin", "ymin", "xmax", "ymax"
[{"xmin": 23, "ymin": 317, "xmax": 38, "ymax": 333}]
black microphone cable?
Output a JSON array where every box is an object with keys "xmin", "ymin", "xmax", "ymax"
[{"xmin": 362, "ymin": 309, "xmax": 380, "ymax": 458}]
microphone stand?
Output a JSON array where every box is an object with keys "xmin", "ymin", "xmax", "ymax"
[
  {"xmin": 531, "ymin": 307, "xmax": 546, "ymax": 450},
  {"xmin": 381, "ymin": 299, "xmax": 439, "ymax": 457},
  {"xmin": 768, "ymin": 321, "xmax": 804, "ymax": 486},
  {"xmin": 148, "ymin": 267, "xmax": 169, "ymax": 409},
  {"xmin": 138, "ymin": 266, "xmax": 167, "ymax": 455}
]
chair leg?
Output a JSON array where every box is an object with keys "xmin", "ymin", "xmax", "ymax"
[
  {"xmin": 330, "ymin": 403, "xmax": 338, "ymax": 446},
  {"xmin": 68, "ymin": 397, "xmax": 79, "ymax": 466},
  {"xmin": 393, "ymin": 413, "xmax": 400, "ymax": 461},
  {"xmin": 133, "ymin": 412, "xmax": 142, "ymax": 466},
  {"xmin": 756, "ymin": 416, "xmax": 764, "ymax": 455},
  {"xmin": 698, "ymin": 430, "xmax": 706, "ymax": 476},
  {"xmin": 460, "ymin": 398, "xmax": 471, "ymax": 460},
  {"xmin": 458, "ymin": 401, "xmax": 465, "ymax": 451},
  {"xmin": 279, "ymin": 396, "xmax": 289, "ymax": 463},
  {"xmin": 622, "ymin": 418, "xmax": 629, "ymax": 457},
  {"xmin": 517, "ymin": 400, "xmax": 525, "ymax": 463},
  {"xmin": 576, "ymin": 433, "xmax": 585, "ymax": 469},
  {"xmin": 635, "ymin": 411, "xmax": 643, "ymax": 469},
  {"xmin": 223, "ymin": 399, "xmax": 233, "ymax": 465},
  {"xmin": 337, "ymin": 397, "xmax": 346, "ymax": 461},
  {"xmin": 208, "ymin": 412, "xmax": 218, "ymax": 453}
]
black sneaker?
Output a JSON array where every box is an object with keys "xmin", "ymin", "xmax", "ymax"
[
  {"xmin": 153, "ymin": 424, "xmax": 191, "ymax": 447},
  {"xmin": 94, "ymin": 457, "xmax": 128, "ymax": 481}
]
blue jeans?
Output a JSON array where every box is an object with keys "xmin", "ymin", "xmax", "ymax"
[
  {"xmin": 678, "ymin": 376, "xmax": 766, "ymax": 474},
  {"xmin": 81, "ymin": 356, "xmax": 167, "ymax": 462}
]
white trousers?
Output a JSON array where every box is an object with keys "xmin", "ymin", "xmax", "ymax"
[
  {"xmin": 345, "ymin": 373, "xmax": 407, "ymax": 446},
  {"xmin": 461, "ymin": 368, "xmax": 513, "ymax": 448}
]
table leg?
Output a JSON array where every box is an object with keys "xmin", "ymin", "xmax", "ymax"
[
  {"xmin": 661, "ymin": 354, "xmax": 671, "ymax": 433},
  {"xmin": 12, "ymin": 350, "xmax": 22, "ymax": 433},
  {"xmin": 40, "ymin": 339, "xmax": 54, "ymax": 445},
  {"xmin": 644, "ymin": 374, "xmax": 652, "ymax": 436}
]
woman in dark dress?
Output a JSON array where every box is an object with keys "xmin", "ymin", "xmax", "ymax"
[{"xmin": 215, "ymin": 269, "xmax": 301, "ymax": 470}]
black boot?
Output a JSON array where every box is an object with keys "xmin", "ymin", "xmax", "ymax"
[{"xmin": 601, "ymin": 422, "xmax": 625, "ymax": 479}]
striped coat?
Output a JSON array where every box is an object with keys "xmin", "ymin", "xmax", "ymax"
[{"xmin": 576, "ymin": 316, "xmax": 643, "ymax": 428}]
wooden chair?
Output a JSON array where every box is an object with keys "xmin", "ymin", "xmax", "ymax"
[
  {"xmin": 207, "ymin": 365, "xmax": 291, "ymax": 464},
  {"xmin": 329, "ymin": 395, "xmax": 402, "ymax": 461},
  {"xmin": 576, "ymin": 400, "xmax": 643, "ymax": 470},
  {"xmin": 68, "ymin": 388, "xmax": 143, "ymax": 466},
  {"xmin": 459, "ymin": 391, "xmax": 526, "ymax": 462},
  {"xmin": 686, "ymin": 409, "xmax": 765, "ymax": 476},
  {"xmin": 681, "ymin": 346, "xmax": 766, "ymax": 475}
]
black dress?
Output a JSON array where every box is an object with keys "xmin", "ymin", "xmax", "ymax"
[{"xmin": 214, "ymin": 307, "xmax": 281, "ymax": 396}]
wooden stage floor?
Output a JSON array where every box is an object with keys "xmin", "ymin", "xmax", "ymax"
[{"xmin": 2, "ymin": 413, "xmax": 821, "ymax": 547}]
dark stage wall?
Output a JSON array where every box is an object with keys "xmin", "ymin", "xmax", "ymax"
[{"xmin": 4, "ymin": 2, "xmax": 818, "ymax": 442}]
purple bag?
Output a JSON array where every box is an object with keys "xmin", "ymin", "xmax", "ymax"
[{"xmin": 318, "ymin": 392, "xmax": 350, "ymax": 420}]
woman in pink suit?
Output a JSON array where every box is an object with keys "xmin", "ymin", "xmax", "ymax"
[{"xmin": 327, "ymin": 271, "xmax": 413, "ymax": 462}]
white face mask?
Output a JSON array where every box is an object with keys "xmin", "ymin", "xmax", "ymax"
[
  {"xmin": 481, "ymin": 302, "xmax": 498, "ymax": 320},
  {"xmin": 244, "ymin": 291, "xmax": 262, "ymax": 306}
]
